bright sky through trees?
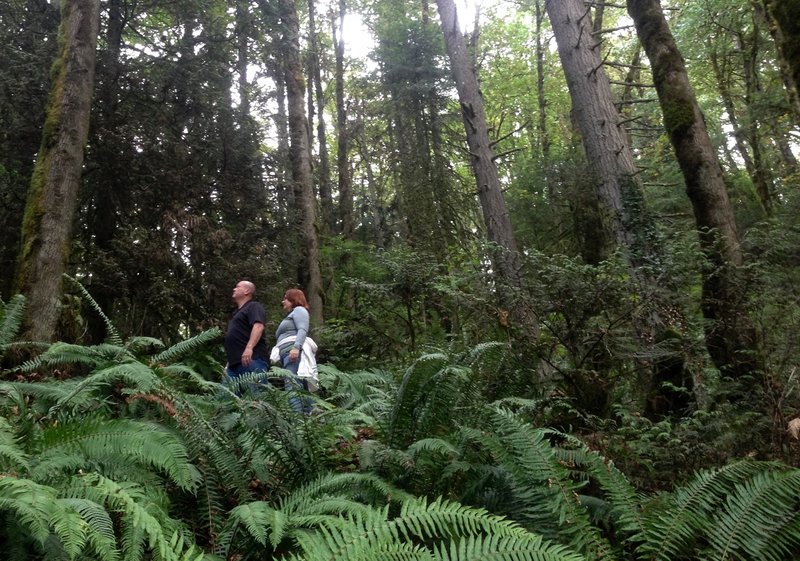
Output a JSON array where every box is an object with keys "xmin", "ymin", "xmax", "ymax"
[{"xmin": 342, "ymin": 0, "xmax": 483, "ymax": 58}]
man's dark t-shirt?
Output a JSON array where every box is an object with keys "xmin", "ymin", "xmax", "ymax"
[{"xmin": 224, "ymin": 300, "xmax": 269, "ymax": 368}]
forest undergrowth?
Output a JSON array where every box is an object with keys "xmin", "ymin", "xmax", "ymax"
[{"xmin": 1, "ymin": 235, "xmax": 800, "ymax": 561}]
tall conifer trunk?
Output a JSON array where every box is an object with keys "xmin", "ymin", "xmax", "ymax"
[
  {"xmin": 333, "ymin": 0, "xmax": 353, "ymax": 238},
  {"xmin": 435, "ymin": 0, "xmax": 537, "ymax": 336},
  {"xmin": 15, "ymin": 0, "xmax": 100, "ymax": 342},
  {"xmin": 546, "ymin": 0, "xmax": 655, "ymax": 269},
  {"xmin": 627, "ymin": 0, "xmax": 762, "ymax": 384},
  {"xmin": 279, "ymin": 0, "xmax": 324, "ymax": 324},
  {"xmin": 307, "ymin": 0, "xmax": 335, "ymax": 234}
]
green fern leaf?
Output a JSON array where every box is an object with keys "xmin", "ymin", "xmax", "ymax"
[
  {"xmin": 14, "ymin": 342, "xmax": 132, "ymax": 374},
  {"xmin": 433, "ymin": 533, "xmax": 587, "ymax": 561},
  {"xmin": 707, "ymin": 467, "xmax": 800, "ymax": 561},
  {"xmin": 635, "ymin": 460, "xmax": 770, "ymax": 561},
  {"xmin": 480, "ymin": 408, "xmax": 613, "ymax": 559},
  {"xmin": 60, "ymin": 497, "xmax": 119, "ymax": 561},
  {"xmin": 150, "ymin": 328, "xmax": 221, "ymax": 366},
  {"xmin": 33, "ymin": 418, "xmax": 197, "ymax": 492},
  {"xmin": 0, "ymin": 476, "xmax": 57, "ymax": 544},
  {"xmin": 63, "ymin": 275, "xmax": 123, "ymax": 346},
  {"xmin": 0, "ymin": 416, "xmax": 29, "ymax": 472},
  {"xmin": 0, "ymin": 294, "xmax": 25, "ymax": 348}
]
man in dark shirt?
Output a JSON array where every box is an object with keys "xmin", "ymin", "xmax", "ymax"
[{"xmin": 223, "ymin": 280, "xmax": 269, "ymax": 379}]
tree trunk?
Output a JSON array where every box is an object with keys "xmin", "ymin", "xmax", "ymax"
[
  {"xmin": 627, "ymin": 0, "xmax": 762, "ymax": 383},
  {"xmin": 709, "ymin": 46, "xmax": 756, "ymax": 177},
  {"xmin": 334, "ymin": 0, "xmax": 354, "ymax": 239},
  {"xmin": 279, "ymin": 0, "xmax": 324, "ymax": 325},
  {"xmin": 14, "ymin": 0, "xmax": 100, "ymax": 342},
  {"xmin": 84, "ymin": 0, "xmax": 125, "ymax": 343},
  {"xmin": 435, "ymin": 0, "xmax": 536, "ymax": 336},
  {"xmin": 546, "ymin": 0, "xmax": 656, "ymax": 270},
  {"xmin": 761, "ymin": 0, "xmax": 800, "ymax": 120},
  {"xmin": 739, "ymin": 23, "xmax": 774, "ymax": 215},
  {"xmin": 534, "ymin": 0, "xmax": 550, "ymax": 161},
  {"xmin": 307, "ymin": 0, "xmax": 334, "ymax": 235}
]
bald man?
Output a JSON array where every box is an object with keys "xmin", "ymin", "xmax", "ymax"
[{"xmin": 223, "ymin": 280, "xmax": 269, "ymax": 379}]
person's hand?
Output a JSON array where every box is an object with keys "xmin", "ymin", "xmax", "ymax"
[
  {"xmin": 242, "ymin": 347, "xmax": 253, "ymax": 366},
  {"xmin": 289, "ymin": 348, "xmax": 300, "ymax": 362}
]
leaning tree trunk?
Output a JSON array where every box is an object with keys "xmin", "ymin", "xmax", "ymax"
[
  {"xmin": 435, "ymin": 0, "xmax": 537, "ymax": 336},
  {"xmin": 546, "ymin": 0, "xmax": 657, "ymax": 271},
  {"xmin": 14, "ymin": 0, "xmax": 100, "ymax": 343},
  {"xmin": 761, "ymin": 0, "xmax": 800, "ymax": 120},
  {"xmin": 279, "ymin": 0, "xmax": 324, "ymax": 324},
  {"xmin": 627, "ymin": 0, "xmax": 762, "ymax": 384}
]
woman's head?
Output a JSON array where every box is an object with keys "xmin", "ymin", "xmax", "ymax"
[{"xmin": 282, "ymin": 288, "xmax": 309, "ymax": 310}]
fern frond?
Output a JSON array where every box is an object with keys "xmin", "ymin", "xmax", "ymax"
[
  {"xmin": 634, "ymin": 460, "xmax": 772, "ymax": 561},
  {"xmin": 543, "ymin": 429, "xmax": 645, "ymax": 537},
  {"xmin": 49, "ymin": 498, "xmax": 91, "ymax": 559},
  {"xmin": 150, "ymin": 328, "xmax": 221, "ymax": 366},
  {"xmin": 707, "ymin": 467, "xmax": 800, "ymax": 561},
  {"xmin": 0, "ymin": 294, "xmax": 26, "ymax": 348},
  {"xmin": 124, "ymin": 336, "xmax": 166, "ymax": 355},
  {"xmin": 433, "ymin": 532, "xmax": 587, "ymax": 561},
  {"xmin": 281, "ymin": 472, "xmax": 412, "ymax": 510},
  {"xmin": 289, "ymin": 495, "xmax": 585, "ymax": 561},
  {"xmin": 41, "ymin": 360, "xmax": 162, "ymax": 415},
  {"xmin": 387, "ymin": 353, "xmax": 474, "ymax": 449},
  {"xmin": 480, "ymin": 408, "xmax": 612, "ymax": 559},
  {"xmin": 319, "ymin": 365, "xmax": 395, "ymax": 410},
  {"xmin": 0, "ymin": 476, "xmax": 58, "ymax": 544},
  {"xmin": 464, "ymin": 341, "xmax": 508, "ymax": 367},
  {"xmin": 14, "ymin": 342, "xmax": 133, "ymax": 373},
  {"xmin": 0, "ymin": 416, "xmax": 29, "ymax": 472},
  {"xmin": 64, "ymin": 274, "xmax": 123, "ymax": 346},
  {"xmin": 225, "ymin": 501, "xmax": 281, "ymax": 547},
  {"xmin": 32, "ymin": 418, "xmax": 197, "ymax": 492},
  {"xmin": 2, "ymin": 379, "xmax": 82, "ymax": 407},
  {"xmin": 407, "ymin": 437, "xmax": 459, "ymax": 458},
  {"xmin": 289, "ymin": 530, "xmax": 428, "ymax": 561},
  {"xmin": 76, "ymin": 473, "xmax": 199, "ymax": 561},
  {"xmin": 59, "ymin": 497, "xmax": 118, "ymax": 561},
  {"xmin": 173, "ymin": 397, "xmax": 252, "ymax": 509}
]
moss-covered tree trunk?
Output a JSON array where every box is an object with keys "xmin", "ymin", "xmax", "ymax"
[
  {"xmin": 14, "ymin": 0, "xmax": 100, "ymax": 342},
  {"xmin": 627, "ymin": 0, "xmax": 763, "ymax": 385},
  {"xmin": 279, "ymin": 0, "xmax": 324, "ymax": 325},
  {"xmin": 762, "ymin": 0, "xmax": 800, "ymax": 120}
]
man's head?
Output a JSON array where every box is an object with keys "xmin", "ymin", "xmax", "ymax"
[{"xmin": 232, "ymin": 280, "xmax": 256, "ymax": 307}]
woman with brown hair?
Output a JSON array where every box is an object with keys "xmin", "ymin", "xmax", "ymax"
[{"xmin": 273, "ymin": 288, "xmax": 317, "ymax": 411}]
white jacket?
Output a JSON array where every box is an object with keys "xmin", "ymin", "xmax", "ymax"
[{"xmin": 270, "ymin": 336, "xmax": 318, "ymax": 381}]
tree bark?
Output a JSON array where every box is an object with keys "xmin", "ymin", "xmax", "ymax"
[
  {"xmin": 739, "ymin": 22, "xmax": 774, "ymax": 215},
  {"xmin": 533, "ymin": 0, "xmax": 550, "ymax": 161},
  {"xmin": 627, "ymin": 0, "xmax": 762, "ymax": 382},
  {"xmin": 546, "ymin": 0, "xmax": 655, "ymax": 270},
  {"xmin": 307, "ymin": 0, "xmax": 335, "ymax": 235},
  {"xmin": 333, "ymin": 0, "xmax": 354, "ymax": 239},
  {"xmin": 761, "ymin": 0, "xmax": 800, "ymax": 120},
  {"xmin": 435, "ymin": 0, "xmax": 536, "ymax": 335},
  {"xmin": 14, "ymin": 0, "xmax": 100, "ymax": 342},
  {"xmin": 279, "ymin": 0, "xmax": 324, "ymax": 325}
]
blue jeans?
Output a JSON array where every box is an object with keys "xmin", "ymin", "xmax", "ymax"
[
  {"xmin": 225, "ymin": 358, "xmax": 268, "ymax": 392},
  {"xmin": 281, "ymin": 353, "xmax": 310, "ymax": 413}
]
